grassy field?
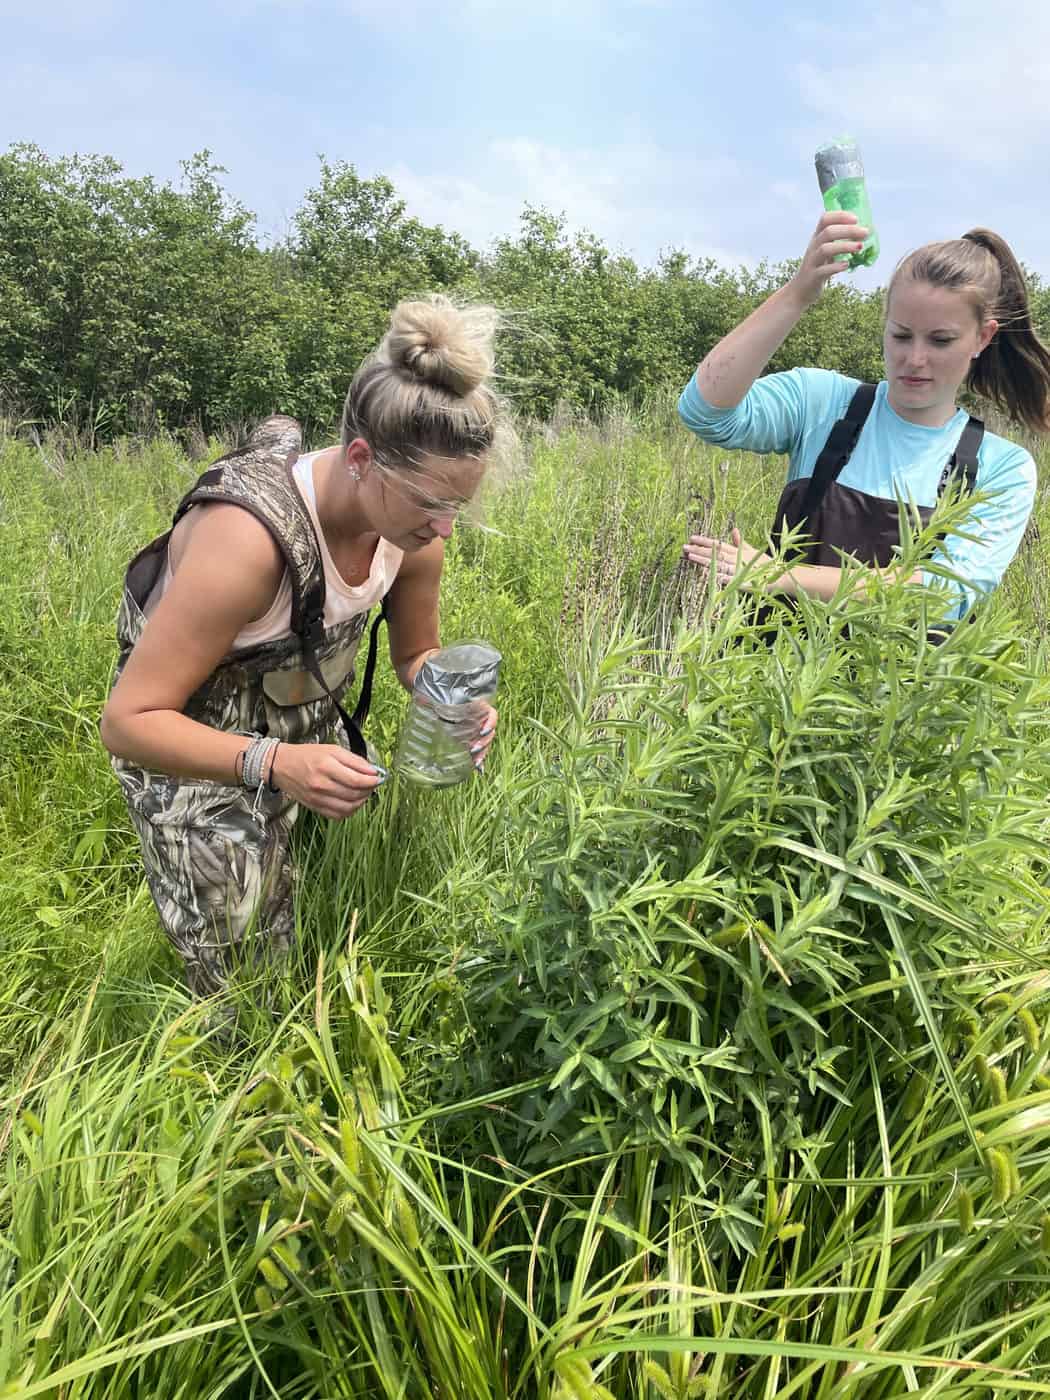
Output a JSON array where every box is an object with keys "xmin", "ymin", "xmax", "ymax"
[{"xmin": 4, "ymin": 404, "xmax": 1050, "ymax": 1398}]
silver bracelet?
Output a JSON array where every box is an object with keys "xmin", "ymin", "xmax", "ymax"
[
  {"xmin": 256, "ymin": 738, "xmax": 279, "ymax": 789},
  {"xmin": 241, "ymin": 737, "xmax": 259, "ymax": 789},
  {"xmin": 252, "ymin": 738, "xmax": 278, "ymax": 789},
  {"xmin": 241, "ymin": 735, "xmax": 278, "ymax": 790}
]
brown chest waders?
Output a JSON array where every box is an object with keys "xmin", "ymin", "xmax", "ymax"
[
  {"xmin": 109, "ymin": 417, "xmax": 388, "ymax": 999},
  {"xmin": 758, "ymin": 384, "xmax": 984, "ymax": 643}
]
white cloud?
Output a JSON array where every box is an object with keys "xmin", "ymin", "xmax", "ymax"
[
  {"xmin": 795, "ymin": 0, "xmax": 1050, "ymax": 162},
  {"xmin": 224, "ymin": 0, "xmax": 677, "ymax": 38},
  {"xmin": 220, "ymin": 0, "xmax": 660, "ymax": 14},
  {"xmin": 0, "ymin": 0, "xmax": 115, "ymax": 10},
  {"xmin": 389, "ymin": 137, "xmax": 754, "ymax": 270},
  {"xmin": 0, "ymin": 0, "xmax": 128, "ymax": 32},
  {"xmin": 0, "ymin": 54, "xmax": 333, "ymax": 248}
]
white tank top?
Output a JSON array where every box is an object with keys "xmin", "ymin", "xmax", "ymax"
[{"xmin": 145, "ymin": 452, "xmax": 403, "ymax": 650}]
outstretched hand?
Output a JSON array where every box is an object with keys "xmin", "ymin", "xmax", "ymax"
[{"xmin": 683, "ymin": 528, "xmax": 771, "ymax": 587}]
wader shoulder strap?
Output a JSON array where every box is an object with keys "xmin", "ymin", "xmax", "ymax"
[
  {"xmin": 177, "ymin": 415, "xmax": 387, "ymax": 760},
  {"xmin": 923, "ymin": 420, "xmax": 983, "ymax": 646},
  {"xmin": 797, "ymin": 382, "xmax": 877, "ymax": 525},
  {"xmin": 939, "ymin": 416, "xmax": 984, "ymax": 496},
  {"xmin": 174, "ymin": 415, "xmax": 324, "ymax": 637},
  {"xmin": 119, "ymin": 415, "xmax": 314, "ymax": 642},
  {"xmin": 300, "ymin": 592, "xmax": 389, "ymax": 760}
]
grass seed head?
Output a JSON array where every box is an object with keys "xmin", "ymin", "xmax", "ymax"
[
  {"xmin": 987, "ymin": 1148, "xmax": 1013, "ymax": 1205},
  {"xmin": 271, "ymin": 1242, "xmax": 302, "ymax": 1277},
  {"xmin": 257, "ymin": 1257, "xmax": 286, "ymax": 1291},
  {"xmin": 339, "ymin": 1116, "xmax": 361, "ymax": 1175},
  {"xmin": 324, "ymin": 1191, "xmax": 357, "ymax": 1237},
  {"xmin": 1017, "ymin": 1007, "xmax": 1041, "ymax": 1054},
  {"xmin": 984, "ymin": 993, "xmax": 1014, "ymax": 1014},
  {"xmin": 1009, "ymin": 1153, "xmax": 1023, "ymax": 1199},
  {"xmin": 21, "ymin": 1109, "xmax": 44, "ymax": 1136},
  {"xmin": 553, "ymin": 1356, "xmax": 598, "ymax": 1400},
  {"xmin": 988, "ymin": 1065, "xmax": 1009, "ymax": 1105},
  {"xmin": 394, "ymin": 1188, "xmax": 421, "ymax": 1249}
]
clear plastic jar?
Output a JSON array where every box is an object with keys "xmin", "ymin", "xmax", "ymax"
[{"xmin": 394, "ymin": 640, "xmax": 501, "ymax": 788}]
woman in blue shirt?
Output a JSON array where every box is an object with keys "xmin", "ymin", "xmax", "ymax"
[{"xmin": 679, "ymin": 212, "xmax": 1050, "ymax": 619}]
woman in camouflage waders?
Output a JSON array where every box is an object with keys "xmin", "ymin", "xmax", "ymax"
[{"xmin": 101, "ymin": 297, "xmax": 501, "ymax": 999}]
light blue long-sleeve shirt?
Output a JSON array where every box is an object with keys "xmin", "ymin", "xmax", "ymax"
[{"xmin": 678, "ymin": 367, "xmax": 1037, "ymax": 618}]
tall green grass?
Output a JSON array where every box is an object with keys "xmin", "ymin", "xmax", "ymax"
[{"xmin": 3, "ymin": 410, "xmax": 1050, "ymax": 1396}]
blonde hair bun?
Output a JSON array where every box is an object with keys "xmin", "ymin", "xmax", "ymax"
[
  {"xmin": 342, "ymin": 292, "xmax": 510, "ymax": 470},
  {"xmin": 384, "ymin": 295, "xmax": 498, "ymax": 397}
]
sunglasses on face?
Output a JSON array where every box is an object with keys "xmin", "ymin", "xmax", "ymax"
[{"xmin": 380, "ymin": 468, "xmax": 475, "ymax": 520}]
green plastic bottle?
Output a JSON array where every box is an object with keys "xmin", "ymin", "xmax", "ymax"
[{"xmin": 815, "ymin": 137, "xmax": 879, "ymax": 270}]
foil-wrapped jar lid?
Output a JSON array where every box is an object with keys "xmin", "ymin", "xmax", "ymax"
[
  {"xmin": 815, "ymin": 137, "xmax": 866, "ymax": 194},
  {"xmin": 415, "ymin": 640, "xmax": 502, "ymax": 706}
]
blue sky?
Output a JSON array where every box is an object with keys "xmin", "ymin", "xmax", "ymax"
[{"xmin": 4, "ymin": 0, "xmax": 1049, "ymax": 289}]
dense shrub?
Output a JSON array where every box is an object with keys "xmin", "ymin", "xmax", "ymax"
[{"xmin": 1, "ymin": 143, "xmax": 990, "ymax": 433}]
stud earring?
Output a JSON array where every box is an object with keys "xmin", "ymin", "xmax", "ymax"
[{"xmin": 348, "ymin": 465, "xmax": 361, "ymax": 482}]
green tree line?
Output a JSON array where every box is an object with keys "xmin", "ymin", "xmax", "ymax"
[{"xmin": 4, "ymin": 143, "xmax": 1047, "ymax": 435}]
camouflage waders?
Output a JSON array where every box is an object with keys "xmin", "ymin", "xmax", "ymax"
[{"xmin": 110, "ymin": 417, "xmax": 386, "ymax": 998}]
